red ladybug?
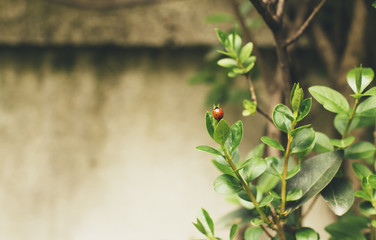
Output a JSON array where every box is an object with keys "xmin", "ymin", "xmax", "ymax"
[{"xmin": 213, "ymin": 107, "xmax": 224, "ymax": 121}]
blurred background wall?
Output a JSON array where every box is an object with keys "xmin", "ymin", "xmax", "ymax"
[{"xmin": 1, "ymin": 0, "xmax": 375, "ymax": 239}]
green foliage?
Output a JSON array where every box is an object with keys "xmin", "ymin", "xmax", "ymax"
[
  {"xmin": 308, "ymin": 86, "xmax": 350, "ymax": 114},
  {"xmin": 295, "ymin": 228, "xmax": 319, "ymax": 240},
  {"xmin": 214, "ymin": 174, "xmax": 243, "ymax": 194},
  {"xmin": 321, "ymin": 178, "xmax": 354, "ymax": 216}
]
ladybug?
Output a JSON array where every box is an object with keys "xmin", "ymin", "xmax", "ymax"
[{"xmin": 213, "ymin": 106, "xmax": 224, "ymax": 121}]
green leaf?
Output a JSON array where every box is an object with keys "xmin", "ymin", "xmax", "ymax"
[
  {"xmin": 243, "ymin": 57, "xmax": 256, "ymax": 73},
  {"xmin": 356, "ymin": 96, "xmax": 376, "ymax": 117},
  {"xmin": 286, "ymin": 164, "xmax": 301, "ymax": 180},
  {"xmin": 229, "ymin": 121, "xmax": 243, "ymax": 153},
  {"xmin": 296, "ymin": 227, "xmax": 319, "ymax": 240},
  {"xmin": 290, "ymin": 124, "xmax": 311, "ymax": 136},
  {"xmin": 196, "ymin": 146, "xmax": 224, "ymax": 156},
  {"xmin": 297, "ymin": 98, "xmax": 312, "ymax": 121},
  {"xmin": 325, "ymin": 216, "xmax": 368, "ymax": 240},
  {"xmin": 205, "ymin": 13, "xmax": 235, "ymax": 23},
  {"xmin": 330, "ymin": 136, "xmax": 355, "ymax": 148},
  {"xmin": 355, "ymin": 190, "xmax": 372, "ymax": 201},
  {"xmin": 368, "ymin": 174, "xmax": 376, "ymax": 189},
  {"xmin": 193, "ymin": 218, "xmax": 208, "ymax": 236},
  {"xmin": 364, "ymin": 86, "xmax": 376, "ymax": 96},
  {"xmin": 244, "ymin": 226, "xmax": 263, "ymax": 240},
  {"xmin": 259, "ymin": 195, "xmax": 274, "ymax": 207},
  {"xmin": 373, "ymin": 1, "xmax": 376, "ymax": 8},
  {"xmin": 239, "ymin": 42, "xmax": 254, "ymax": 63},
  {"xmin": 313, "ymin": 132, "xmax": 334, "ymax": 153},
  {"xmin": 242, "ymin": 158, "xmax": 267, "ymax": 182},
  {"xmin": 257, "ymin": 172, "xmax": 280, "ymax": 194},
  {"xmin": 359, "ymin": 201, "xmax": 376, "ymax": 215},
  {"xmin": 243, "ymin": 99, "xmax": 257, "ymax": 116},
  {"xmin": 273, "ymin": 104, "xmax": 294, "ymax": 133},
  {"xmin": 291, "ymin": 128, "xmax": 315, "ymax": 155},
  {"xmin": 286, "ymin": 151, "xmax": 343, "ymax": 210},
  {"xmin": 352, "ymin": 162, "xmax": 372, "ymax": 179},
  {"xmin": 287, "ymin": 188, "xmax": 303, "ymax": 201},
  {"xmin": 205, "ymin": 112, "xmax": 214, "ymax": 139},
  {"xmin": 201, "ymin": 208, "xmax": 214, "ymax": 236},
  {"xmin": 229, "ymin": 224, "xmax": 238, "ymax": 240},
  {"xmin": 345, "ymin": 141, "xmax": 376, "ymax": 159},
  {"xmin": 217, "ymin": 58, "xmax": 238, "ymax": 68},
  {"xmin": 347, "ymin": 67, "xmax": 374, "ymax": 94},
  {"xmin": 250, "ymin": 218, "xmax": 264, "ymax": 226},
  {"xmin": 227, "ymin": 33, "xmax": 242, "ymax": 54},
  {"xmin": 215, "ymin": 28, "xmax": 228, "ymax": 45},
  {"xmin": 261, "ymin": 136, "xmax": 284, "ymax": 151},
  {"xmin": 214, "ymin": 119, "xmax": 231, "ymax": 145},
  {"xmin": 291, "ymin": 83, "xmax": 304, "ymax": 113},
  {"xmin": 309, "ymin": 86, "xmax": 350, "ymax": 114},
  {"xmin": 321, "ymin": 178, "xmax": 354, "ymax": 216},
  {"xmin": 212, "ymin": 159, "xmax": 233, "ymax": 175},
  {"xmin": 214, "ymin": 174, "xmax": 243, "ymax": 194},
  {"xmin": 238, "ymin": 186, "xmax": 262, "ymax": 209}
]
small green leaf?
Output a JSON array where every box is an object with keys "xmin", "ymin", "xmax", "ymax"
[
  {"xmin": 215, "ymin": 28, "xmax": 228, "ymax": 45},
  {"xmin": 347, "ymin": 67, "xmax": 374, "ymax": 94},
  {"xmin": 290, "ymin": 124, "xmax": 311, "ymax": 136},
  {"xmin": 259, "ymin": 194, "xmax": 274, "ymax": 207},
  {"xmin": 205, "ymin": 112, "xmax": 214, "ymax": 139},
  {"xmin": 201, "ymin": 208, "xmax": 214, "ymax": 236},
  {"xmin": 229, "ymin": 224, "xmax": 238, "ymax": 240},
  {"xmin": 309, "ymin": 86, "xmax": 350, "ymax": 114},
  {"xmin": 291, "ymin": 128, "xmax": 315, "ymax": 154},
  {"xmin": 291, "ymin": 83, "xmax": 304, "ymax": 113},
  {"xmin": 345, "ymin": 141, "xmax": 376, "ymax": 159},
  {"xmin": 364, "ymin": 86, "xmax": 376, "ymax": 96},
  {"xmin": 193, "ymin": 218, "xmax": 207, "ymax": 236},
  {"xmin": 257, "ymin": 172, "xmax": 280, "ymax": 194},
  {"xmin": 244, "ymin": 226, "xmax": 263, "ymax": 240},
  {"xmin": 359, "ymin": 201, "xmax": 376, "ymax": 215},
  {"xmin": 242, "ymin": 158, "xmax": 267, "ymax": 182},
  {"xmin": 212, "ymin": 159, "xmax": 233, "ymax": 175},
  {"xmin": 250, "ymin": 218, "xmax": 264, "ymax": 226},
  {"xmin": 273, "ymin": 104, "xmax": 294, "ymax": 133},
  {"xmin": 287, "ymin": 188, "xmax": 303, "ymax": 201},
  {"xmin": 238, "ymin": 186, "xmax": 262, "ymax": 209},
  {"xmin": 214, "ymin": 174, "xmax": 243, "ymax": 194},
  {"xmin": 214, "ymin": 119, "xmax": 231, "ymax": 145},
  {"xmin": 243, "ymin": 99, "xmax": 257, "ymax": 116},
  {"xmin": 373, "ymin": 1, "xmax": 376, "ymax": 8},
  {"xmin": 296, "ymin": 227, "xmax": 319, "ymax": 240},
  {"xmin": 352, "ymin": 162, "xmax": 372, "ymax": 179},
  {"xmin": 297, "ymin": 98, "xmax": 312, "ymax": 121},
  {"xmin": 239, "ymin": 42, "xmax": 254, "ymax": 63},
  {"xmin": 286, "ymin": 164, "xmax": 300, "ymax": 180},
  {"xmin": 321, "ymin": 178, "xmax": 354, "ymax": 216},
  {"xmin": 196, "ymin": 146, "xmax": 224, "ymax": 156},
  {"xmin": 313, "ymin": 132, "xmax": 334, "ymax": 153},
  {"xmin": 330, "ymin": 136, "xmax": 355, "ymax": 148},
  {"xmin": 368, "ymin": 174, "xmax": 376, "ymax": 189},
  {"xmin": 261, "ymin": 136, "xmax": 284, "ymax": 151},
  {"xmin": 217, "ymin": 58, "xmax": 238, "ymax": 68},
  {"xmin": 355, "ymin": 190, "xmax": 372, "ymax": 201},
  {"xmin": 229, "ymin": 121, "xmax": 243, "ymax": 153},
  {"xmin": 243, "ymin": 57, "xmax": 256, "ymax": 73},
  {"xmin": 356, "ymin": 96, "xmax": 376, "ymax": 117}
]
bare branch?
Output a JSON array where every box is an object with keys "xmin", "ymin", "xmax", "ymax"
[
  {"xmin": 284, "ymin": 0, "xmax": 327, "ymax": 47},
  {"xmin": 276, "ymin": 0, "xmax": 285, "ymax": 20},
  {"xmin": 248, "ymin": 0, "xmax": 279, "ymax": 31}
]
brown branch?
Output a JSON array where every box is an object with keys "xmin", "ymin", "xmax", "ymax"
[
  {"xmin": 284, "ymin": 0, "xmax": 327, "ymax": 47},
  {"xmin": 276, "ymin": 0, "xmax": 285, "ymax": 20},
  {"xmin": 248, "ymin": 0, "xmax": 279, "ymax": 31}
]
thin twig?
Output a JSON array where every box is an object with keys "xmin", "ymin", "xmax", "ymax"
[
  {"xmin": 260, "ymin": 224, "xmax": 274, "ymax": 238},
  {"xmin": 248, "ymin": 0, "xmax": 279, "ymax": 31},
  {"xmin": 276, "ymin": 0, "xmax": 285, "ymax": 20},
  {"xmin": 284, "ymin": 0, "xmax": 327, "ymax": 47},
  {"xmin": 301, "ymin": 194, "xmax": 320, "ymax": 220}
]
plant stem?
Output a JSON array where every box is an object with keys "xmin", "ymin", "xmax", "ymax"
[
  {"xmin": 280, "ymin": 119, "xmax": 297, "ymax": 215},
  {"xmin": 342, "ymin": 98, "xmax": 359, "ymax": 139},
  {"xmin": 221, "ymin": 145, "xmax": 271, "ymax": 225}
]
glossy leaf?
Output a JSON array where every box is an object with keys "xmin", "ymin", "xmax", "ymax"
[
  {"xmin": 229, "ymin": 224, "xmax": 238, "ymax": 240},
  {"xmin": 243, "ymin": 99, "xmax": 257, "ymax": 116},
  {"xmin": 212, "ymin": 160, "xmax": 233, "ymax": 175},
  {"xmin": 242, "ymin": 158, "xmax": 267, "ymax": 182},
  {"xmin": 321, "ymin": 178, "xmax": 354, "ymax": 216},
  {"xmin": 359, "ymin": 201, "xmax": 376, "ymax": 215},
  {"xmin": 229, "ymin": 121, "xmax": 244, "ymax": 153},
  {"xmin": 345, "ymin": 141, "xmax": 376, "ymax": 159},
  {"xmin": 261, "ymin": 136, "xmax": 284, "ymax": 151},
  {"xmin": 296, "ymin": 227, "xmax": 319, "ymax": 240},
  {"xmin": 325, "ymin": 216, "xmax": 368, "ymax": 240},
  {"xmin": 238, "ymin": 186, "xmax": 262, "ymax": 209},
  {"xmin": 217, "ymin": 58, "xmax": 238, "ymax": 68},
  {"xmin": 363, "ymin": 86, "xmax": 376, "ymax": 96},
  {"xmin": 291, "ymin": 128, "xmax": 315, "ymax": 154},
  {"xmin": 202, "ymin": 208, "xmax": 214, "ymax": 236},
  {"xmin": 290, "ymin": 124, "xmax": 311, "ymax": 136},
  {"xmin": 356, "ymin": 96, "xmax": 376, "ymax": 117},
  {"xmin": 352, "ymin": 162, "xmax": 372, "ymax": 180},
  {"xmin": 287, "ymin": 188, "xmax": 303, "ymax": 201},
  {"xmin": 214, "ymin": 119, "xmax": 231, "ymax": 145},
  {"xmin": 244, "ymin": 227, "xmax": 263, "ymax": 240},
  {"xmin": 205, "ymin": 112, "xmax": 214, "ymax": 139},
  {"xmin": 273, "ymin": 104, "xmax": 294, "ymax": 133},
  {"xmin": 286, "ymin": 165, "xmax": 301, "ymax": 180},
  {"xmin": 313, "ymin": 132, "xmax": 334, "ymax": 153},
  {"xmin": 368, "ymin": 174, "xmax": 376, "ymax": 189},
  {"xmin": 347, "ymin": 67, "xmax": 374, "ymax": 94},
  {"xmin": 196, "ymin": 145, "xmax": 224, "ymax": 156},
  {"xmin": 215, "ymin": 28, "xmax": 228, "ymax": 45},
  {"xmin": 291, "ymin": 83, "xmax": 304, "ymax": 113},
  {"xmin": 259, "ymin": 194, "xmax": 274, "ymax": 207},
  {"xmin": 214, "ymin": 174, "xmax": 243, "ymax": 194},
  {"xmin": 309, "ymin": 86, "xmax": 349, "ymax": 114},
  {"xmin": 286, "ymin": 151, "xmax": 343, "ymax": 210},
  {"xmin": 250, "ymin": 218, "xmax": 263, "ymax": 226},
  {"xmin": 193, "ymin": 218, "xmax": 207, "ymax": 236},
  {"xmin": 297, "ymin": 98, "xmax": 312, "ymax": 121},
  {"xmin": 355, "ymin": 190, "xmax": 371, "ymax": 201},
  {"xmin": 257, "ymin": 172, "xmax": 280, "ymax": 194},
  {"xmin": 239, "ymin": 42, "xmax": 254, "ymax": 63},
  {"xmin": 330, "ymin": 136, "xmax": 355, "ymax": 148}
]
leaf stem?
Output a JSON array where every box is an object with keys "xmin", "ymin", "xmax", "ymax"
[
  {"xmin": 342, "ymin": 98, "xmax": 359, "ymax": 139},
  {"xmin": 221, "ymin": 145, "xmax": 271, "ymax": 225}
]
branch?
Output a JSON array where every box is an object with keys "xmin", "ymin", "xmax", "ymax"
[
  {"xmin": 248, "ymin": 0, "xmax": 279, "ymax": 31},
  {"xmin": 275, "ymin": 0, "xmax": 285, "ymax": 20},
  {"xmin": 284, "ymin": 0, "xmax": 327, "ymax": 47}
]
